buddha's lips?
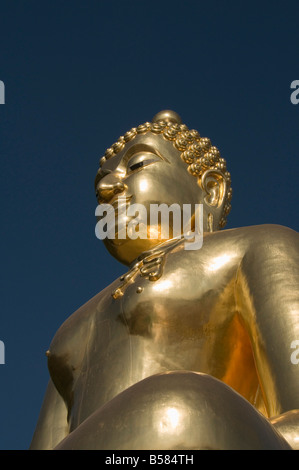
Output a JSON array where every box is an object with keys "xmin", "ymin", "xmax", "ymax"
[{"xmin": 111, "ymin": 196, "xmax": 132, "ymax": 214}]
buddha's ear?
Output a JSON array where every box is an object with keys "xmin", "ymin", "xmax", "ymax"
[{"xmin": 201, "ymin": 169, "xmax": 227, "ymax": 209}]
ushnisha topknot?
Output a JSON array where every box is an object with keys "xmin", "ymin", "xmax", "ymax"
[{"xmin": 95, "ymin": 110, "xmax": 232, "ymax": 228}]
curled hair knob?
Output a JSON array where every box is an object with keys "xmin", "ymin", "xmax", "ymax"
[{"xmin": 152, "ymin": 110, "xmax": 182, "ymax": 125}]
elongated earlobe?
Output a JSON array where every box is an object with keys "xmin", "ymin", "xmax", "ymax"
[{"xmin": 208, "ymin": 213, "xmax": 214, "ymax": 232}]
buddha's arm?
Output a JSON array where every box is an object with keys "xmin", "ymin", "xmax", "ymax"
[
  {"xmin": 235, "ymin": 225, "xmax": 299, "ymax": 417},
  {"xmin": 29, "ymin": 378, "xmax": 68, "ymax": 450}
]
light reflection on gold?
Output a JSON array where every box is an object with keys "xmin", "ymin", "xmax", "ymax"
[
  {"xmin": 207, "ymin": 253, "xmax": 232, "ymax": 272},
  {"xmin": 139, "ymin": 179, "xmax": 149, "ymax": 193},
  {"xmin": 152, "ymin": 278, "xmax": 173, "ymax": 292},
  {"xmin": 158, "ymin": 407, "xmax": 181, "ymax": 434}
]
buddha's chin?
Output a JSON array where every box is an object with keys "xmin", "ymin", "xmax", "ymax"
[{"xmin": 103, "ymin": 236, "xmax": 166, "ymax": 266}]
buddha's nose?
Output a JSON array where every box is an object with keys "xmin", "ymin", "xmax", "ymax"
[{"xmin": 96, "ymin": 174, "xmax": 127, "ymax": 203}]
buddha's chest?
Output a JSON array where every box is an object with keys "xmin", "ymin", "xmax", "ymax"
[{"xmin": 93, "ymin": 250, "xmax": 233, "ymax": 369}]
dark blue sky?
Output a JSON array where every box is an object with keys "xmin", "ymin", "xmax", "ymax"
[{"xmin": 0, "ymin": 1, "xmax": 299, "ymax": 449}]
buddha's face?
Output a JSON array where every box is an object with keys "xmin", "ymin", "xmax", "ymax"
[{"xmin": 95, "ymin": 132, "xmax": 217, "ymax": 265}]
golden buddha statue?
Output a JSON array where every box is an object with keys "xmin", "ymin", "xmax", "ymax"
[{"xmin": 30, "ymin": 110, "xmax": 299, "ymax": 450}]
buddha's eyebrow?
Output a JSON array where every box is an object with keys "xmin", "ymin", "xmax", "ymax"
[{"xmin": 123, "ymin": 143, "xmax": 164, "ymax": 162}]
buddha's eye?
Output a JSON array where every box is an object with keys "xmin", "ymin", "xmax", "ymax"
[
  {"xmin": 130, "ymin": 161, "xmax": 145, "ymax": 172},
  {"xmin": 127, "ymin": 152, "xmax": 161, "ymax": 174}
]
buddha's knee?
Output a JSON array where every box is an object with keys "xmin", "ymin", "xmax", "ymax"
[{"xmin": 55, "ymin": 371, "xmax": 290, "ymax": 450}]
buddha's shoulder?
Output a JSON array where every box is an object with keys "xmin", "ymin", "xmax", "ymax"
[
  {"xmin": 203, "ymin": 224, "xmax": 297, "ymax": 243},
  {"xmin": 164, "ymin": 224, "xmax": 298, "ymax": 265},
  {"xmin": 226, "ymin": 223, "xmax": 297, "ymax": 238},
  {"xmin": 217, "ymin": 224, "xmax": 298, "ymax": 250}
]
